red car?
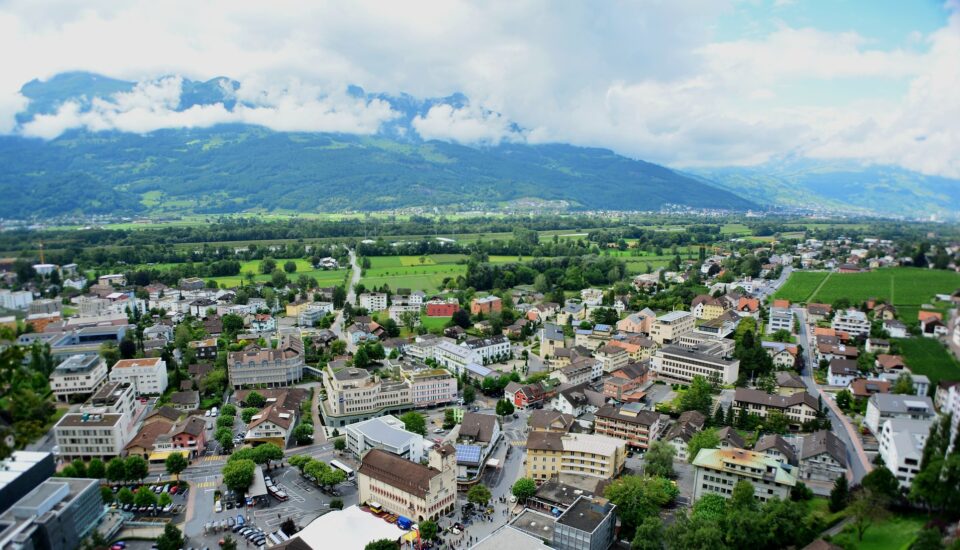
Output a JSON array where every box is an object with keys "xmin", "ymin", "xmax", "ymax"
[{"xmin": 169, "ymin": 485, "xmax": 179, "ymax": 494}]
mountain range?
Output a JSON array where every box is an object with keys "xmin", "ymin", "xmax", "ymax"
[{"xmin": 1, "ymin": 72, "xmax": 957, "ymax": 220}]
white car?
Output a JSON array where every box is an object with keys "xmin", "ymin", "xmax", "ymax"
[{"xmin": 432, "ymin": 428, "xmax": 444, "ymax": 434}]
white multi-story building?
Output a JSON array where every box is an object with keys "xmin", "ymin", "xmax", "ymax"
[
  {"xmin": 227, "ymin": 335, "xmax": 305, "ymax": 389},
  {"xmin": 580, "ymin": 288, "xmax": 604, "ymax": 307},
  {"xmin": 109, "ymin": 357, "xmax": 168, "ymax": 395},
  {"xmin": 54, "ymin": 381, "xmax": 137, "ymax": 460},
  {"xmin": 298, "ymin": 302, "xmax": 334, "ymax": 326},
  {"xmin": 388, "ymin": 303, "xmax": 421, "ymax": 325},
  {"xmin": 49, "ymin": 355, "xmax": 108, "ymax": 402},
  {"xmin": 767, "ymin": 307, "xmax": 793, "ymax": 334},
  {"xmin": 864, "ymin": 393, "xmax": 935, "ymax": 434},
  {"xmin": 832, "ymin": 309, "xmax": 871, "ymax": 338},
  {"xmin": 405, "ymin": 368, "xmax": 458, "ymax": 408},
  {"xmin": 359, "ymin": 292, "xmax": 388, "ymax": 312},
  {"xmin": 462, "ymin": 335, "xmax": 511, "ymax": 363},
  {"xmin": 652, "ymin": 343, "xmax": 740, "ymax": 385},
  {"xmin": 433, "ymin": 340, "xmax": 482, "ymax": 375},
  {"xmin": 0, "ymin": 289, "xmax": 33, "ymax": 310},
  {"xmin": 344, "ymin": 415, "xmax": 424, "ymax": 463},
  {"xmin": 878, "ymin": 418, "xmax": 933, "ymax": 488},
  {"xmin": 321, "ymin": 366, "xmax": 413, "ymax": 427},
  {"xmin": 692, "ymin": 448, "xmax": 797, "ymax": 502},
  {"xmin": 651, "ymin": 311, "xmax": 695, "ymax": 345}
]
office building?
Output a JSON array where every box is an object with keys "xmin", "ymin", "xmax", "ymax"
[
  {"xmin": 525, "ymin": 432, "xmax": 627, "ymax": 481},
  {"xmin": 344, "ymin": 415, "xmax": 425, "ymax": 463},
  {"xmin": 651, "ymin": 343, "xmax": 740, "ymax": 385},
  {"xmin": 692, "ymin": 448, "xmax": 797, "ymax": 502},
  {"xmin": 552, "ymin": 496, "xmax": 617, "ymax": 550},
  {"xmin": 48, "ymin": 355, "xmax": 107, "ymax": 403},
  {"xmin": 109, "ymin": 357, "xmax": 168, "ymax": 395},
  {"xmin": 0, "ymin": 478, "xmax": 104, "ymax": 550},
  {"xmin": 227, "ymin": 335, "xmax": 304, "ymax": 389},
  {"xmin": 650, "ymin": 311, "xmax": 695, "ymax": 345}
]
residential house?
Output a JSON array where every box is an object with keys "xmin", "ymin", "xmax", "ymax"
[
  {"xmin": 761, "ymin": 342, "xmax": 798, "ymax": 369},
  {"xmin": 716, "ymin": 427, "xmax": 746, "ymax": 450},
  {"xmin": 878, "ymin": 418, "xmax": 933, "ymax": 488},
  {"xmin": 607, "ymin": 335, "xmax": 656, "ymax": 361},
  {"xmin": 883, "ymin": 319, "xmax": 908, "ymax": 339},
  {"xmin": 595, "ymin": 344, "xmax": 629, "ymax": 374},
  {"xmin": 832, "ymin": 309, "xmax": 871, "ymax": 338},
  {"xmin": 540, "ymin": 323, "xmax": 566, "ymax": 359},
  {"xmin": 169, "ymin": 390, "xmax": 200, "ymax": 412},
  {"xmin": 849, "ymin": 379, "xmax": 891, "ymax": 399},
  {"xmin": 866, "ymin": 338, "xmax": 891, "ymax": 354},
  {"xmin": 470, "ymin": 296, "xmax": 502, "ymax": 315},
  {"xmin": 527, "ymin": 411, "xmax": 576, "ymax": 433},
  {"xmin": 775, "ymin": 371, "xmax": 806, "ymax": 396},
  {"xmin": 456, "ymin": 413, "xmax": 501, "ymax": 479},
  {"xmin": 554, "ymin": 358, "xmax": 596, "ymax": 386},
  {"xmin": 797, "ymin": 430, "xmax": 848, "ymax": 483},
  {"xmin": 767, "ymin": 306, "xmax": 794, "ymax": 334},
  {"xmin": 805, "ymin": 303, "xmax": 832, "ymax": 323},
  {"xmin": 504, "ymin": 382, "xmax": 545, "ymax": 410},
  {"xmin": 603, "ymin": 362, "xmax": 652, "ymax": 402},
  {"xmin": 828, "ymin": 358, "xmax": 861, "ymax": 387},
  {"xmin": 691, "ymin": 295, "xmax": 727, "ymax": 320},
  {"xmin": 665, "ymin": 410, "xmax": 707, "ymax": 461},
  {"xmin": 754, "ymin": 434, "xmax": 797, "ymax": 465},
  {"xmin": 616, "ymin": 309, "xmax": 656, "ymax": 335},
  {"xmin": 189, "ymin": 338, "xmax": 218, "ymax": 361},
  {"xmin": 550, "ymin": 384, "xmax": 593, "ymax": 416}
]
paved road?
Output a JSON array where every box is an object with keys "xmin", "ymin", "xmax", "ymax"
[
  {"xmin": 794, "ymin": 307, "xmax": 870, "ymax": 483},
  {"xmin": 332, "ymin": 248, "xmax": 361, "ymax": 352}
]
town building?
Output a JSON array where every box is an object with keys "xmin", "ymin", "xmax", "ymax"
[
  {"xmin": 358, "ymin": 445, "xmax": 458, "ymax": 522},
  {"xmin": 470, "ymin": 295, "xmax": 502, "ymax": 315},
  {"xmin": 775, "ymin": 371, "xmax": 806, "ymax": 396},
  {"xmin": 540, "ymin": 323, "xmax": 566, "ymax": 359},
  {"xmin": 189, "ymin": 337, "xmax": 218, "ymax": 361},
  {"xmin": 455, "ymin": 412, "xmax": 502, "ymax": 480},
  {"xmin": 595, "ymin": 344, "xmax": 629, "ymax": 374},
  {"xmin": 525, "ymin": 432, "xmax": 627, "ymax": 481},
  {"xmin": 344, "ymin": 415, "xmax": 425, "ymax": 463},
  {"xmin": 828, "ymin": 358, "xmax": 861, "ymax": 387},
  {"xmin": 109, "ymin": 357, "xmax": 168, "ymax": 395},
  {"xmin": 651, "ymin": 343, "xmax": 740, "ymax": 385},
  {"xmin": 767, "ymin": 307, "xmax": 793, "ymax": 334},
  {"xmin": 504, "ymin": 382, "xmax": 546, "ymax": 410},
  {"xmin": 864, "ymin": 394, "xmax": 935, "ymax": 434},
  {"xmin": 48, "ymin": 354, "xmax": 108, "ymax": 403},
  {"xmin": 404, "ymin": 367, "xmax": 457, "ymax": 409},
  {"xmin": 616, "ymin": 309, "xmax": 655, "ymax": 335},
  {"xmin": 832, "ymin": 309, "xmax": 871, "ymax": 338},
  {"xmin": 0, "ymin": 452, "xmax": 56, "ymax": 516},
  {"xmin": 168, "ymin": 390, "xmax": 200, "ymax": 412},
  {"xmin": 594, "ymin": 403, "xmax": 662, "ymax": 450},
  {"xmin": 692, "ymin": 448, "xmax": 797, "ymax": 502},
  {"xmin": 552, "ymin": 496, "xmax": 617, "ymax": 550},
  {"xmin": 733, "ymin": 388, "xmax": 819, "ymax": 430},
  {"xmin": 797, "ymin": 430, "xmax": 848, "ymax": 483},
  {"xmin": 425, "ymin": 298, "xmax": 460, "ymax": 317},
  {"xmin": 358, "ymin": 292, "xmax": 388, "ymax": 312},
  {"xmin": 761, "ymin": 342, "xmax": 798, "ymax": 369},
  {"xmin": 320, "ymin": 366, "xmax": 412, "ymax": 427},
  {"xmin": 650, "ymin": 311, "xmax": 695, "ymax": 345},
  {"xmin": 603, "ymin": 363, "xmax": 652, "ymax": 402},
  {"xmin": 226, "ymin": 335, "xmax": 304, "ymax": 389},
  {"xmin": 527, "ymin": 411, "xmax": 577, "ymax": 433},
  {"xmin": 665, "ymin": 411, "xmax": 707, "ymax": 461},
  {"xmin": 433, "ymin": 340, "xmax": 482, "ymax": 375},
  {"xmin": 878, "ymin": 418, "xmax": 933, "ymax": 489},
  {"xmin": 463, "ymin": 335, "xmax": 512, "ymax": 363},
  {"xmin": 0, "ymin": 477, "xmax": 104, "ymax": 550}
]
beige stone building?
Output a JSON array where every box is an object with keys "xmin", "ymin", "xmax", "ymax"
[
  {"xmin": 650, "ymin": 311, "xmax": 695, "ymax": 345},
  {"xmin": 320, "ymin": 365, "xmax": 413, "ymax": 427},
  {"xmin": 358, "ymin": 444, "xmax": 457, "ymax": 522},
  {"xmin": 227, "ymin": 335, "xmax": 304, "ymax": 389},
  {"xmin": 525, "ymin": 432, "xmax": 627, "ymax": 481}
]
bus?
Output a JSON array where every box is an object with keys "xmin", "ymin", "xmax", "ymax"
[
  {"xmin": 367, "ymin": 501, "xmax": 383, "ymax": 514},
  {"xmin": 330, "ymin": 459, "xmax": 355, "ymax": 482}
]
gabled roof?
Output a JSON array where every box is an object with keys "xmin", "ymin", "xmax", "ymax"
[
  {"xmin": 459, "ymin": 412, "xmax": 498, "ymax": 443},
  {"xmin": 735, "ymin": 388, "xmax": 819, "ymax": 411},
  {"xmin": 527, "ymin": 410, "xmax": 576, "ymax": 432},
  {"xmin": 800, "ymin": 430, "xmax": 847, "ymax": 466},
  {"xmin": 754, "ymin": 434, "xmax": 797, "ymax": 464},
  {"xmin": 358, "ymin": 448, "xmax": 442, "ymax": 498},
  {"xmin": 775, "ymin": 371, "xmax": 805, "ymax": 389},
  {"xmin": 715, "ymin": 427, "xmax": 745, "ymax": 448}
]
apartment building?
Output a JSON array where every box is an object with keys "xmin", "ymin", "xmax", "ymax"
[
  {"xmin": 832, "ymin": 309, "xmax": 871, "ymax": 338},
  {"xmin": 359, "ymin": 292, "xmax": 388, "ymax": 312},
  {"xmin": 733, "ymin": 388, "xmax": 820, "ymax": 430},
  {"xmin": 878, "ymin": 418, "xmax": 933, "ymax": 488},
  {"xmin": 425, "ymin": 298, "xmax": 460, "ymax": 317},
  {"xmin": 767, "ymin": 307, "xmax": 793, "ymax": 334},
  {"xmin": 651, "ymin": 343, "xmax": 740, "ymax": 385},
  {"xmin": 49, "ymin": 354, "xmax": 108, "ymax": 402},
  {"xmin": 53, "ymin": 412, "xmax": 127, "ymax": 460},
  {"xmin": 525, "ymin": 432, "xmax": 627, "ymax": 481},
  {"xmin": 552, "ymin": 496, "xmax": 617, "ymax": 550},
  {"xmin": 226, "ymin": 335, "xmax": 304, "ymax": 389},
  {"xmin": 433, "ymin": 340, "xmax": 482, "ymax": 375},
  {"xmin": 358, "ymin": 445, "xmax": 458, "ymax": 522},
  {"xmin": 692, "ymin": 448, "xmax": 797, "ymax": 502},
  {"xmin": 321, "ymin": 366, "xmax": 412, "ymax": 427},
  {"xmin": 463, "ymin": 335, "xmax": 512, "ymax": 363},
  {"xmin": 650, "ymin": 311, "xmax": 695, "ymax": 345},
  {"xmin": 603, "ymin": 363, "xmax": 652, "ymax": 402},
  {"xmin": 0, "ymin": 478, "xmax": 104, "ymax": 550},
  {"xmin": 864, "ymin": 393, "xmax": 935, "ymax": 434},
  {"xmin": 109, "ymin": 357, "xmax": 168, "ymax": 395},
  {"xmin": 344, "ymin": 415, "xmax": 425, "ymax": 462},
  {"xmin": 188, "ymin": 338, "xmax": 218, "ymax": 361},
  {"xmin": 540, "ymin": 323, "xmax": 566, "ymax": 358},
  {"xmin": 470, "ymin": 295, "xmax": 502, "ymax": 315},
  {"xmin": 595, "ymin": 344, "xmax": 629, "ymax": 374},
  {"xmin": 593, "ymin": 403, "xmax": 662, "ymax": 450},
  {"xmin": 405, "ymin": 368, "xmax": 458, "ymax": 408}
]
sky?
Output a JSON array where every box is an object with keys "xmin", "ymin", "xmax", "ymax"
[{"xmin": 0, "ymin": 0, "xmax": 958, "ymax": 177}]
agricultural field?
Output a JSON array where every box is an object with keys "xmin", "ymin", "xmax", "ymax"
[
  {"xmin": 895, "ymin": 337, "xmax": 960, "ymax": 385},
  {"xmin": 775, "ymin": 268, "xmax": 960, "ymax": 321},
  {"xmin": 212, "ymin": 257, "xmax": 347, "ymax": 288},
  {"xmin": 361, "ymin": 254, "xmax": 539, "ymax": 293}
]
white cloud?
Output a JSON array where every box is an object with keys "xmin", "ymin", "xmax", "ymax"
[
  {"xmin": 0, "ymin": 0, "xmax": 958, "ymax": 178},
  {"xmin": 19, "ymin": 76, "xmax": 399, "ymax": 138},
  {"xmin": 412, "ymin": 103, "xmax": 521, "ymax": 145}
]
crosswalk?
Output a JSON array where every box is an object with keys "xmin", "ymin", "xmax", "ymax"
[
  {"xmin": 194, "ymin": 480, "xmax": 219, "ymax": 489},
  {"xmin": 509, "ymin": 440, "xmax": 526, "ymax": 448},
  {"xmin": 196, "ymin": 455, "xmax": 228, "ymax": 464}
]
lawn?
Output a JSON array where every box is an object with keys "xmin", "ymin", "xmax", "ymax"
[
  {"xmin": 895, "ymin": 337, "xmax": 960, "ymax": 386},
  {"xmin": 831, "ymin": 514, "xmax": 928, "ymax": 550},
  {"xmin": 420, "ymin": 316, "xmax": 452, "ymax": 331},
  {"xmin": 775, "ymin": 268, "xmax": 960, "ymax": 316},
  {"xmin": 362, "ymin": 254, "xmax": 538, "ymax": 293},
  {"xmin": 773, "ymin": 272, "xmax": 831, "ymax": 302}
]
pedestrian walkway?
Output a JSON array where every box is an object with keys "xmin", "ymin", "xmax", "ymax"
[
  {"xmin": 194, "ymin": 480, "xmax": 219, "ymax": 489},
  {"xmin": 509, "ymin": 440, "xmax": 526, "ymax": 447},
  {"xmin": 311, "ymin": 386, "xmax": 327, "ymax": 444},
  {"xmin": 196, "ymin": 455, "xmax": 228, "ymax": 463}
]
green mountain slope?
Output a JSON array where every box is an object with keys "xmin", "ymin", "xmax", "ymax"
[{"xmin": 0, "ymin": 127, "xmax": 755, "ymax": 217}]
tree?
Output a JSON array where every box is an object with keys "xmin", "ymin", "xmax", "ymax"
[
  {"xmin": 260, "ymin": 258, "xmax": 277, "ymax": 274},
  {"xmin": 400, "ymin": 411, "xmax": 426, "ymax": 436},
  {"xmin": 463, "ymin": 384, "xmax": 476, "ymax": 405},
  {"xmin": 245, "ymin": 391, "xmax": 266, "ymax": 408},
  {"xmin": 221, "ymin": 536, "xmax": 238, "ymax": 550},
  {"xmin": 106, "ymin": 458, "xmax": 126, "ymax": 484},
  {"xmin": 849, "ymin": 490, "xmax": 889, "ymax": 541},
  {"xmin": 511, "ymin": 478, "xmax": 537, "ymax": 502},
  {"xmin": 125, "ymin": 455, "xmax": 149, "ymax": 483},
  {"xmin": 763, "ymin": 410, "xmax": 790, "ymax": 434},
  {"xmin": 644, "ymin": 441, "xmax": 676, "ymax": 478},
  {"xmin": 333, "ymin": 437, "xmax": 346, "ymax": 452},
  {"xmin": 221, "ymin": 404, "xmax": 238, "ymax": 417},
  {"xmin": 158, "ymin": 491, "xmax": 173, "ymax": 508},
  {"xmin": 467, "ymin": 484, "xmax": 492, "ymax": 506},
  {"xmin": 117, "ymin": 487, "xmax": 134, "ymax": 505},
  {"xmin": 87, "ymin": 458, "xmax": 105, "ymax": 479},
  {"xmin": 364, "ymin": 540, "xmax": 397, "ymax": 550},
  {"xmin": 100, "ymin": 485, "xmax": 114, "ymax": 505},
  {"xmin": 292, "ymin": 423, "xmax": 314, "ymax": 445},
  {"xmin": 496, "ymin": 399, "xmax": 515, "ymax": 417},
  {"xmin": 119, "ymin": 338, "xmax": 136, "ymax": 359},
  {"xmin": 330, "ymin": 498, "xmax": 344, "ymax": 510},
  {"xmin": 861, "ymin": 465, "xmax": 900, "ymax": 502},
  {"xmin": 156, "ymin": 523, "xmax": 184, "ymax": 550},
  {"xmin": 730, "ymin": 480, "xmax": 756, "ymax": 510},
  {"xmin": 419, "ymin": 519, "xmax": 438, "ymax": 541},
  {"xmin": 892, "ymin": 372, "xmax": 916, "ymax": 395},
  {"xmin": 631, "ymin": 517, "xmax": 666, "ymax": 550},
  {"xmin": 910, "ymin": 528, "xmax": 945, "ymax": 550},
  {"xmin": 217, "ymin": 415, "xmax": 234, "ymax": 429},
  {"xmin": 685, "ymin": 427, "xmax": 720, "ymax": 464},
  {"xmin": 284, "ymin": 260, "xmax": 297, "ymax": 273},
  {"xmin": 452, "ymin": 308, "xmax": 471, "ymax": 329},
  {"xmin": 679, "ymin": 376, "xmax": 714, "ymax": 417},
  {"xmin": 381, "ymin": 318, "xmax": 400, "ymax": 337},
  {"xmin": 99, "ymin": 342, "xmax": 120, "ymax": 368},
  {"xmin": 223, "ymin": 459, "xmax": 256, "ymax": 492},
  {"xmin": 443, "ymin": 408, "xmax": 457, "ymax": 429},
  {"xmin": 253, "ymin": 443, "xmax": 284, "ymax": 465},
  {"xmin": 134, "ymin": 488, "xmax": 157, "ymax": 507},
  {"xmin": 830, "ymin": 475, "xmax": 850, "ymax": 513},
  {"xmin": 835, "ymin": 389, "xmax": 852, "ymax": 411},
  {"xmin": 241, "ymin": 407, "xmax": 260, "ymax": 423},
  {"xmin": 791, "ymin": 481, "xmax": 814, "ymax": 501},
  {"xmin": 165, "ymin": 452, "xmax": 188, "ymax": 480},
  {"xmin": 604, "ymin": 475, "xmax": 678, "ymax": 538}
]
